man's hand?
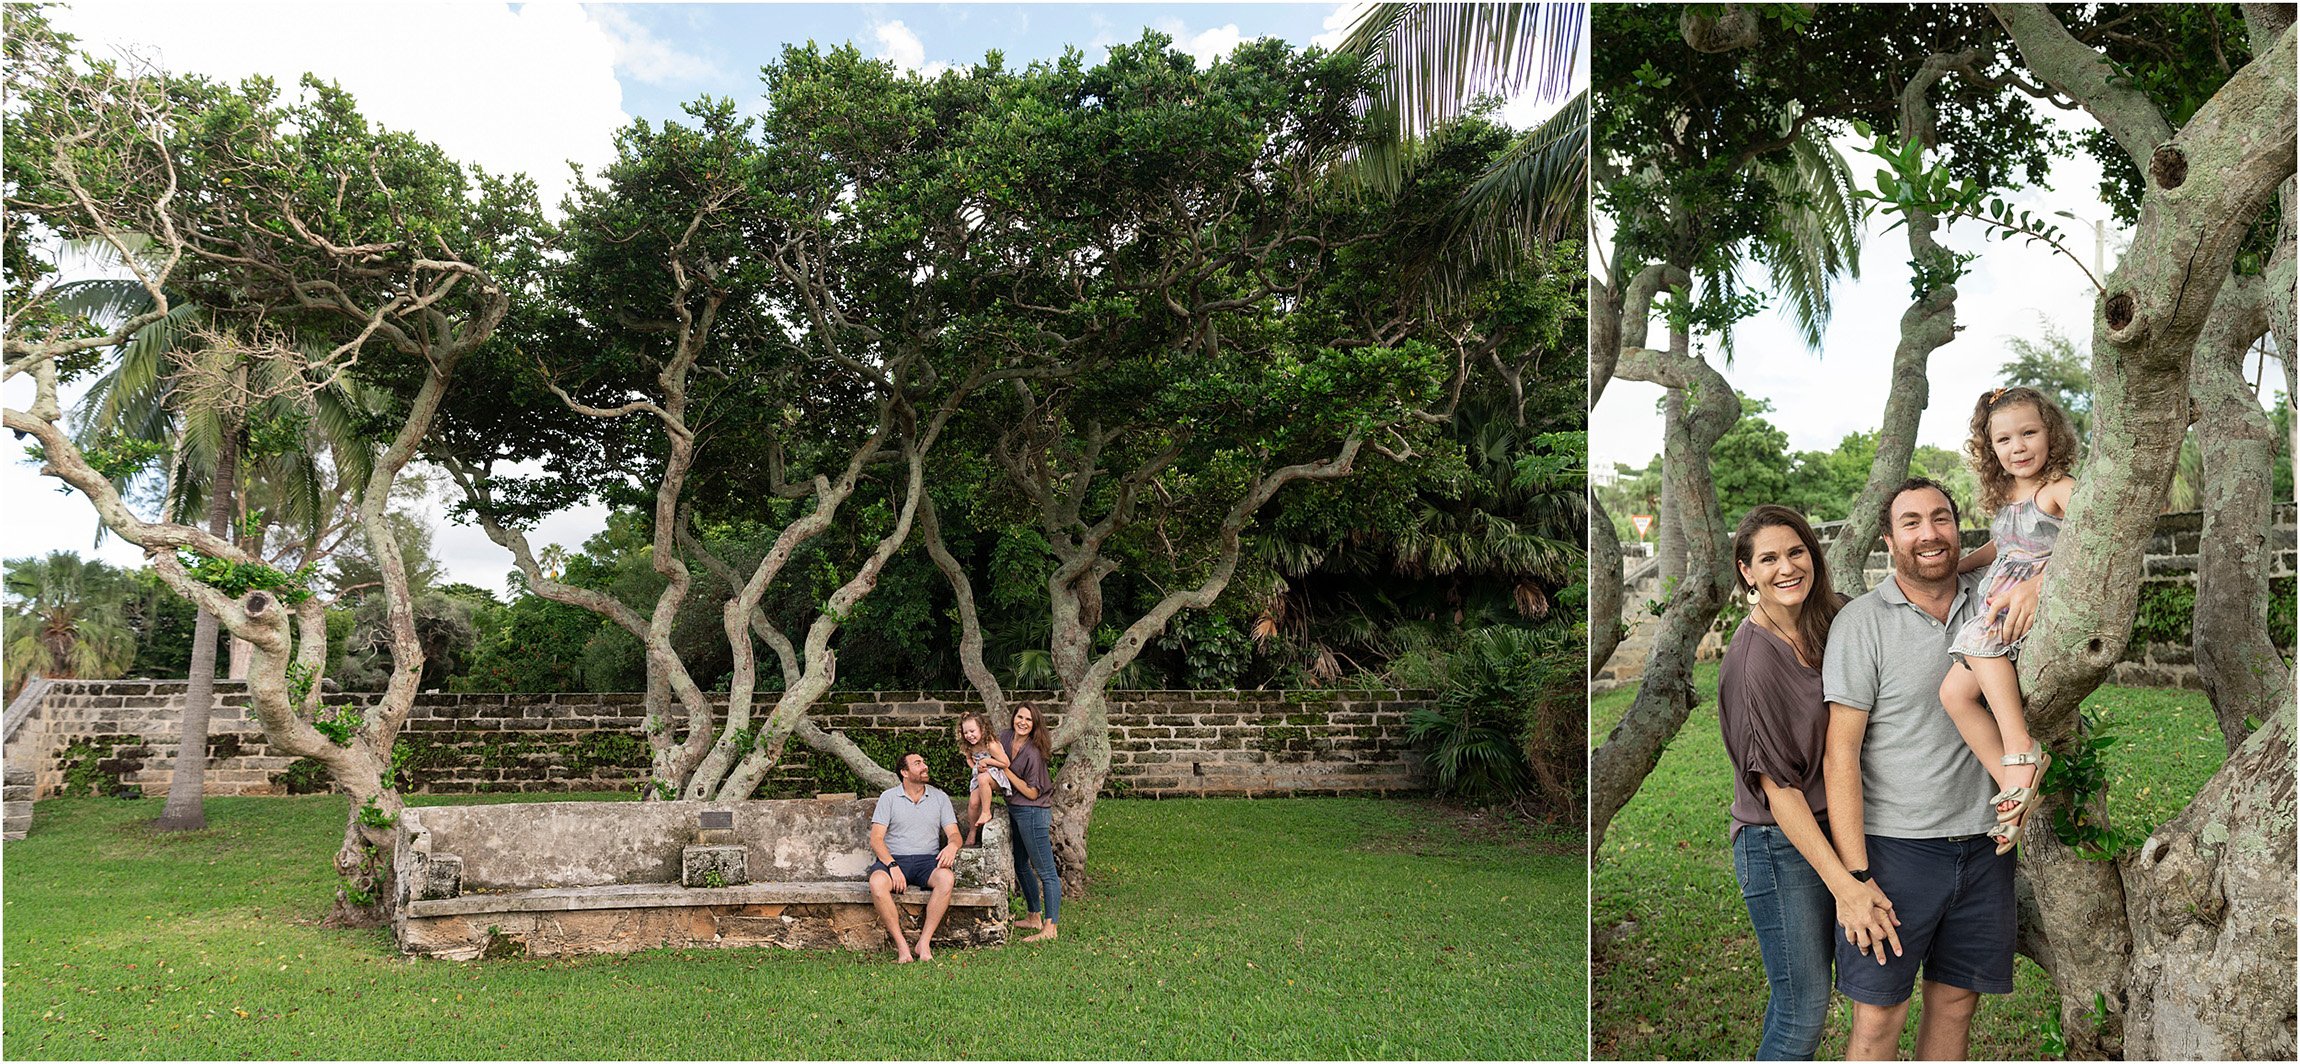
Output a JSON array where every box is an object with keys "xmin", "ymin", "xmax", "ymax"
[
  {"xmin": 937, "ymin": 842, "xmax": 959, "ymax": 869},
  {"xmin": 1988, "ymin": 575, "xmax": 2043, "ymax": 643},
  {"xmin": 1837, "ymin": 882, "xmax": 1902, "ymax": 965}
]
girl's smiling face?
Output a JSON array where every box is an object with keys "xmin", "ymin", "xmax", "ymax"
[
  {"xmin": 959, "ymin": 718, "xmax": 983, "ymax": 745},
  {"xmin": 1989, "ymin": 401, "xmax": 2051, "ymax": 484}
]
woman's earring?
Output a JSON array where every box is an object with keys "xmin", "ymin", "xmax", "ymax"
[{"xmin": 1744, "ymin": 587, "xmax": 1761, "ymax": 606}]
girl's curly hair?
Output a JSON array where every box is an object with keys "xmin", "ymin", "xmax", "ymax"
[{"xmin": 1966, "ymin": 385, "xmax": 2080, "ymax": 515}]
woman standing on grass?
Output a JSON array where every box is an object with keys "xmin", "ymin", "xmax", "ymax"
[
  {"xmin": 1002, "ymin": 703, "xmax": 1060, "ymax": 942},
  {"xmin": 1719, "ymin": 505, "xmax": 1899, "ymax": 1059}
]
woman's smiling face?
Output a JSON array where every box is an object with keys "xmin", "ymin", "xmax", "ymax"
[{"xmin": 1740, "ymin": 523, "xmax": 1814, "ymax": 613}]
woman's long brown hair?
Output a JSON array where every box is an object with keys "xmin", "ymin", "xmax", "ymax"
[
  {"xmin": 1732, "ymin": 504, "xmax": 1841, "ymax": 666},
  {"xmin": 1009, "ymin": 703, "xmax": 1053, "ymax": 761}
]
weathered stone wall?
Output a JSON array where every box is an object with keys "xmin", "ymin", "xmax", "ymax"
[
  {"xmin": 3, "ymin": 683, "xmax": 1430, "ymax": 800},
  {"xmin": 1600, "ymin": 506, "xmax": 2297, "ymax": 693},
  {"xmin": 2106, "ymin": 506, "xmax": 2297, "ymax": 690}
]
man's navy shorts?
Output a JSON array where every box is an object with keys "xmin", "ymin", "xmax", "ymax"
[
  {"xmin": 867, "ymin": 853, "xmax": 940, "ymax": 891},
  {"xmin": 1834, "ymin": 834, "xmax": 2016, "ymax": 1006}
]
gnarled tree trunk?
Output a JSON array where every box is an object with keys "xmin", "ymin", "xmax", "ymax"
[
  {"xmin": 1827, "ymin": 51, "xmax": 1969, "ymax": 596},
  {"xmin": 1589, "ymin": 265, "xmax": 1740, "ymax": 851},
  {"xmin": 2191, "ymin": 272, "xmax": 2291, "ymax": 750},
  {"xmin": 1989, "ymin": 7, "xmax": 2296, "ymax": 1055}
]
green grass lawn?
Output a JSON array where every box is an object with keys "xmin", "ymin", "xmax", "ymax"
[
  {"xmin": 3, "ymin": 794, "xmax": 1584, "ymax": 1060},
  {"xmin": 1590, "ymin": 663, "xmax": 2228, "ymax": 1061}
]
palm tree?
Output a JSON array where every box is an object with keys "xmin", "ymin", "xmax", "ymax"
[
  {"xmin": 1338, "ymin": 2, "xmax": 1588, "ymax": 253},
  {"xmin": 1717, "ymin": 128, "xmax": 1865, "ymax": 352},
  {"xmin": 4, "ymin": 552, "xmax": 139, "ymax": 695},
  {"xmin": 55, "ymin": 274, "xmax": 374, "ymax": 831}
]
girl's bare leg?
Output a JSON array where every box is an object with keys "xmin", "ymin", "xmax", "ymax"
[
  {"xmin": 1941, "ymin": 662, "xmax": 2012, "ymax": 792},
  {"xmin": 1966, "ymin": 654, "xmax": 2037, "ymax": 804},
  {"xmin": 965, "ymin": 782, "xmax": 989, "ymax": 843}
]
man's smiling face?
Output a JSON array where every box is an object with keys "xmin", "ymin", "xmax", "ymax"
[{"xmin": 1886, "ymin": 484, "xmax": 1961, "ymax": 583}]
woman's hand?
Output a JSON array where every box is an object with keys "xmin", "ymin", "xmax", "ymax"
[{"xmin": 1837, "ymin": 883, "xmax": 1902, "ymax": 965}]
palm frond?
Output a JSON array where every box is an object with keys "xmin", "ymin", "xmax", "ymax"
[
  {"xmin": 1451, "ymin": 89, "xmax": 1588, "ymax": 248},
  {"xmin": 1339, "ymin": 2, "xmax": 1586, "ymax": 192},
  {"xmin": 1416, "ymin": 91, "xmax": 1589, "ymax": 307},
  {"xmin": 1341, "ymin": 2, "xmax": 1584, "ymax": 140},
  {"xmin": 1752, "ymin": 130, "xmax": 1864, "ymax": 349}
]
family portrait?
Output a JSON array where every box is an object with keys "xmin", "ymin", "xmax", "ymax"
[
  {"xmin": 3, "ymin": 1, "xmax": 2294, "ymax": 1061},
  {"xmin": 1591, "ymin": 3, "xmax": 2295, "ymax": 1061},
  {"xmin": 2, "ymin": 1, "xmax": 1585, "ymax": 1059}
]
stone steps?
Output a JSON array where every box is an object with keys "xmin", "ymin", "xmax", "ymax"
[{"xmin": 3, "ymin": 763, "xmax": 33, "ymax": 840}]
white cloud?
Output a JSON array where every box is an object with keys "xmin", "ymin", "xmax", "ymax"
[
  {"xmin": 50, "ymin": 2, "xmax": 628, "ymax": 215},
  {"xmin": 1182, "ymin": 24, "xmax": 1244, "ymax": 68},
  {"xmin": 1146, "ymin": 17, "xmax": 1246, "ymax": 69},
  {"xmin": 871, "ymin": 19, "xmax": 948, "ymax": 79},
  {"xmin": 1313, "ymin": 3, "xmax": 1368, "ymax": 51},
  {"xmin": 587, "ymin": 4, "xmax": 726, "ymax": 87}
]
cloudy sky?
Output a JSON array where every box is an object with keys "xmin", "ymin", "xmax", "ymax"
[{"xmin": 6, "ymin": 1, "xmax": 1585, "ymax": 597}]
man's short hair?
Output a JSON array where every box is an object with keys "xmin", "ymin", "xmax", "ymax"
[
  {"xmin": 1879, "ymin": 476, "xmax": 1960, "ymax": 536},
  {"xmin": 899, "ymin": 751, "xmax": 925, "ymax": 774}
]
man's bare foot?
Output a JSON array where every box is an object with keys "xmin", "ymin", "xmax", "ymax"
[
  {"xmin": 893, "ymin": 947, "xmax": 916, "ymax": 964},
  {"xmin": 914, "ymin": 938, "xmax": 934, "ymax": 961},
  {"xmin": 1023, "ymin": 925, "xmax": 1057, "ymax": 943}
]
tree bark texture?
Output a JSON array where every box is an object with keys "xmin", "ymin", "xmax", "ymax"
[
  {"xmin": 155, "ymin": 420, "xmax": 235, "ymax": 831},
  {"xmin": 1827, "ymin": 52, "xmax": 1969, "ymax": 598},
  {"xmin": 2191, "ymin": 273, "xmax": 2291, "ymax": 750},
  {"xmin": 2116, "ymin": 694, "xmax": 2296, "ymax": 1061},
  {"xmin": 1990, "ymin": 10, "xmax": 2297, "ymax": 1055},
  {"xmin": 1590, "ymin": 263, "xmax": 1673, "ymax": 676},
  {"xmin": 1047, "ymin": 689, "xmax": 1112, "ymax": 901},
  {"xmin": 1656, "ymin": 388, "xmax": 1686, "ymax": 588},
  {"xmin": 1589, "ymin": 292, "xmax": 1739, "ymax": 853},
  {"xmin": 1030, "ymin": 441, "xmax": 1369, "ymax": 899}
]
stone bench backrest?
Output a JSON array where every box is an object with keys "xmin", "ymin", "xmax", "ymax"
[{"xmin": 399, "ymin": 798, "xmax": 996, "ymax": 891}]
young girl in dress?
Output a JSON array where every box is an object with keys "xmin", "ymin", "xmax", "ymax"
[
  {"xmin": 1942, "ymin": 385, "xmax": 2080, "ymax": 854},
  {"xmin": 955, "ymin": 712, "xmax": 1011, "ymax": 846}
]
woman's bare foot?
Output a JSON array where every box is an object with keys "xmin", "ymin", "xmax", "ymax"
[
  {"xmin": 1013, "ymin": 913, "xmax": 1043, "ymax": 930},
  {"xmin": 1022, "ymin": 925, "xmax": 1057, "ymax": 943}
]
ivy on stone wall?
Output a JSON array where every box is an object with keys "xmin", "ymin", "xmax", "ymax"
[{"xmin": 2130, "ymin": 576, "xmax": 2296, "ymax": 651}]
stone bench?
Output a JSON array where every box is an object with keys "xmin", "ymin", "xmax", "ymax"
[{"xmin": 391, "ymin": 797, "xmax": 1013, "ymax": 960}]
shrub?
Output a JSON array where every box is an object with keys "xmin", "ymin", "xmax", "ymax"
[{"xmin": 1400, "ymin": 624, "xmax": 1583, "ymax": 817}]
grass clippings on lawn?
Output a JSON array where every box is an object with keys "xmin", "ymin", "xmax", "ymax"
[{"xmin": 3, "ymin": 794, "xmax": 1585, "ymax": 1060}]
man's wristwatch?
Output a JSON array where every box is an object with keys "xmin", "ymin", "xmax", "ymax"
[{"xmin": 1849, "ymin": 868, "xmax": 1872, "ymax": 883}]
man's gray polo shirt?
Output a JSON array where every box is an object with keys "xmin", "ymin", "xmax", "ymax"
[
  {"xmin": 1822, "ymin": 569, "xmax": 1999, "ymax": 839},
  {"xmin": 872, "ymin": 785, "xmax": 957, "ymax": 856}
]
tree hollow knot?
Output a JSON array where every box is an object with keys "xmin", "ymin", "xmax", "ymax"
[{"xmin": 2149, "ymin": 144, "xmax": 2187, "ymax": 190}]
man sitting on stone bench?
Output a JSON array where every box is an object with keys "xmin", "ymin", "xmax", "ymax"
[{"xmin": 866, "ymin": 751, "xmax": 964, "ymax": 963}]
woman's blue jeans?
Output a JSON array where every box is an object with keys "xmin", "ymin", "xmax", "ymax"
[
  {"xmin": 1732, "ymin": 824, "xmax": 1835, "ymax": 1060},
  {"xmin": 1008, "ymin": 803, "xmax": 1061, "ymax": 925}
]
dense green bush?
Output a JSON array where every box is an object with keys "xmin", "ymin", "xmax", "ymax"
[{"xmin": 1397, "ymin": 624, "xmax": 1583, "ymax": 818}]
